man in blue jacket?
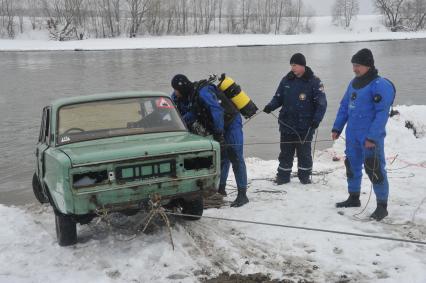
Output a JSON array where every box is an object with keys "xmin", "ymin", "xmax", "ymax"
[
  {"xmin": 263, "ymin": 53, "xmax": 327, "ymax": 185},
  {"xmin": 332, "ymin": 48, "xmax": 395, "ymax": 221},
  {"xmin": 171, "ymin": 74, "xmax": 249, "ymax": 207}
]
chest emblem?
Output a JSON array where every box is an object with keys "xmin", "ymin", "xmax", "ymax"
[{"xmin": 299, "ymin": 93, "xmax": 307, "ymax": 101}]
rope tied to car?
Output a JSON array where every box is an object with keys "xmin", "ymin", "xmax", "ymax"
[
  {"xmin": 95, "ymin": 207, "xmax": 112, "ymax": 227},
  {"xmin": 136, "ymin": 194, "xmax": 175, "ymax": 250},
  {"xmin": 92, "ymin": 195, "xmax": 175, "ymax": 247}
]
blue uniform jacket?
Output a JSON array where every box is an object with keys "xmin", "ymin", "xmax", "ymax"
[
  {"xmin": 171, "ymin": 85, "xmax": 227, "ymax": 134},
  {"xmin": 266, "ymin": 66, "xmax": 327, "ymax": 134},
  {"xmin": 333, "ymin": 76, "xmax": 395, "ymax": 143}
]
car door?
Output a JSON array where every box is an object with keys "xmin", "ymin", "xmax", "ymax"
[{"xmin": 36, "ymin": 106, "xmax": 51, "ymax": 180}]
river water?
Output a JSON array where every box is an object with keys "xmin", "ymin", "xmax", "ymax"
[{"xmin": 1, "ymin": 39, "xmax": 425, "ymax": 205}]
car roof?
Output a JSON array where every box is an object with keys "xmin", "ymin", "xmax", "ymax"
[{"xmin": 50, "ymin": 91, "xmax": 168, "ymax": 109}]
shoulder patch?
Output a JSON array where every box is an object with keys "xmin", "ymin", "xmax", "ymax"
[
  {"xmin": 319, "ymin": 81, "xmax": 325, "ymax": 92},
  {"xmin": 314, "ymin": 77, "xmax": 324, "ymax": 92},
  {"xmin": 373, "ymin": 94, "xmax": 382, "ymax": 103}
]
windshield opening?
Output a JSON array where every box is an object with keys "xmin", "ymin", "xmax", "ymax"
[{"xmin": 57, "ymin": 97, "xmax": 186, "ymax": 145}]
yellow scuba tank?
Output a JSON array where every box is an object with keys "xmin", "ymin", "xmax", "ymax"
[{"xmin": 217, "ymin": 74, "xmax": 258, "ymax": 119}]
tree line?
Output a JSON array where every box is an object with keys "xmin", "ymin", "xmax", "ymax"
[
  {"xmin": 0, "ymin": 0, "xmax": 313, "ymax": 40},
  {"xmin": 332, "ymin": 0, "xmax": 426, "ymax": 31}
]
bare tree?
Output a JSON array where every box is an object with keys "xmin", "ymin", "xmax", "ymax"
[
  {"xmin": 102, "ymin": 0, "xmax": 116, "ymax": 37},
  {"xmin": 242, "ymin": 0, "xmax": 252, "ymax": 32},
  {"xmin": 26, "ymin": 0, "xmax": 42, "ymax": 30},
  {"xmin": 203, "ymin": 0, "xmax": 216, "ymax": 33},
  {"xmin": 402, "ymin": 0, "xmax": 426, "ymax": 30},
  {"xmin": 374, "ymin": 0, "xmax": 405, "ymax": 31},
  {"xmin": 43, "ymin": 0, "xmax": 87, "ymax": 41},
  {"xmin": 332, "ymin": 0, "xmax": 359, "ymax": 28},
  {"xmin": 146, "ymin": 0, "xmax": 163, "ymax": 35},
  {"xmin": 252, "ymin": 0, "xmax": 271, "ymax": 34},
  {"xmin": 181, "ymin": 0, "xmax": 188, "ymax": 34},
  {"xmin": 226, "ymin": 1, "xmax": 239, "ymax": 33},
  {"xmin": 285, "ymin": 0, "xmax": 303, "ymax": 34},
  {"xmin": 274, "ymin": 0, "xmax": 286, "ymax": 34},
  {"xmin": 218, "ymin": 0, "xmax": 223, "ymax": 33},
  {"xmin": 127, "ymin": 0, "xmax": 150, "ymax": 37},
  {"xmin": 164, "ymin": 0, "xmax": 175, "ymax": 34},
  {"xmin": 1, "ymin": 0, "xmax": 16, "ymax": 38}
]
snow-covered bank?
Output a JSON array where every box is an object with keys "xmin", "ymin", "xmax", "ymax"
[
  {"xmin": 0, "ymin": 105, "xmax": 425, "ymax": 283},
  {"xmin": 3, "ymin": 32, "xmax": 426, "ymax": 52},
  {"xmin": 2, "ymin": 15, "xmax": 426, "ymax": 51}
]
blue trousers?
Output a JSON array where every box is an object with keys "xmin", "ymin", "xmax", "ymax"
[
  {"xmin": 345, "ymin": 129, "xmax": 389, "ymax": 202},
  {"xmin": 220, "ymin": 119, "xmax": 247, "ymax": 191}
]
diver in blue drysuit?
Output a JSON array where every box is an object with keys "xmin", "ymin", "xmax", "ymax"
[
  {"xmin": 171, "ymin": 74, "xmax": 249, "ymax": 207},
  {"xmin": 332, "ymin": 49, "xmax": 395, "ymax": 221}
]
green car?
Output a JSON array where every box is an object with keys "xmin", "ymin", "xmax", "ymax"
[{"xmin": 33, "ymin": 92, "xmax": 220, "ymax": 246}]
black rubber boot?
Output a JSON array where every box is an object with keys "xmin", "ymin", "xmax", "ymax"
[
  {"xmin": 275, "ymin": 174, "xmax": 290, "ymax": 185},
  {"xmin": 231, "ymin": 190, "xmax": 249, "ymax": 207},
  {"xmin": 335, "ymin": 193, "xmax": 361, "ymax": 208},
  {"xmin": 370, "ymin": 202, "xmax": 388, "ymax": 221},
  {"xmin": 217, "ymin": 184, "xmax": 227, "ymax": 196},
  {"xmin": 300, "ymin": 178, "xmax": 312, "ymax": 184}
]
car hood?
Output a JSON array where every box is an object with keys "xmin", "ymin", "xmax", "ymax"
[{"xmin": 58, "ymin": 132, "xmax": 215, "ymax": 166}]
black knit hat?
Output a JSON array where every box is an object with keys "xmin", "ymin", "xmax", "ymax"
[
  {"xmin": 351, "ymin": 48, "xmax": 374, "ymax": 67},
  {"xmin": 171, "ymin": 74, "xmax": 193, "ymax": 96},
  {"xmin": 290, "ymin": 53, "xmax": 306, "ymax": 66}
]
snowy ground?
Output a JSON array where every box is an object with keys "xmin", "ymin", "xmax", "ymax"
[
  {"xmin": 0, "ymin": 105, "xmax": 425, "ymax": 283},
  {"xmin": 1, "ymin": 15, "xmax": 426, "ymax": 51}
]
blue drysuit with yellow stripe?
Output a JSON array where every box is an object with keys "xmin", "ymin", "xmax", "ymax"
[
  {"xmin": 172, "ymin": 85, "xmax": 247, "ymax": 191},
  {"xmin": 332, "ymin": 69, "xmax": 395, "ymax": 201}
]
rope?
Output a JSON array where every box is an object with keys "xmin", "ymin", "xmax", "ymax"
[
  {"xmin": 270, "ymin": 112, "xmax": 303, "ymax": 144},
  {"xmin": 353, "ymin": 146, "xmax": 378, "ymax": 219},
  {"xmin": 412, "ymin": 196, "xmax": 426, "ymax": 224},
  {"xmin": 242, "ymin": 110, "xmax": 263, "ymax": 126},
  {"xmin": 165, "ymin": 211, "xmax": 426, "ymax": 245},
  {"xmin": 226, "ymin": 139, "xmax": 334, "ymax": 146},
  {"xmin": 310, "ymin": 129, "xmax": 319, "ymax": 183},
  {"xmin": 352, "ymin": 186, "xmax": 374, "ymax": 220},
  {"xmin": 93, "ymin": 197, "xmax": 176, "ymax": 246}
]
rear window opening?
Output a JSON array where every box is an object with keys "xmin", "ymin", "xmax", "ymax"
[
  {"xmin": 184, "ymin": 156, "xmax": 213, "ymax": 170},
  {"xmin": 73, "ymin": 171, "xmax": 108, "ymax": 188}
]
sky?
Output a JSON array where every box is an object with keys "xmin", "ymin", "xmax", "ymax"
[{"xmin": 305, "ymin": 0, "xmax": 375, "ymax": 16}]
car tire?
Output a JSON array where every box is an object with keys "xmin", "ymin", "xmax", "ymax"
[
  {"xmin": 55, "ymin": 213, "xmax": 77, "ymax": 246},
  {"xmin": 32, "ymin": 173, "xmax": 49, "ymax": 204},
  {"xmin": 181, "ymin": 196, "xmax": 204, "ymax": 221}
]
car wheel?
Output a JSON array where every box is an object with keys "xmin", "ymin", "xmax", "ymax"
[
  {"xmin": 55, "ymin": 213, "xmax": 77, "ymax": 246},
  {"xmin": 181, "ymin": 196, "xmax": 204, "ymax": 221},
  {"xmin": 32, "ymin": 173, "xmax": 49, "ymax": 204}
]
